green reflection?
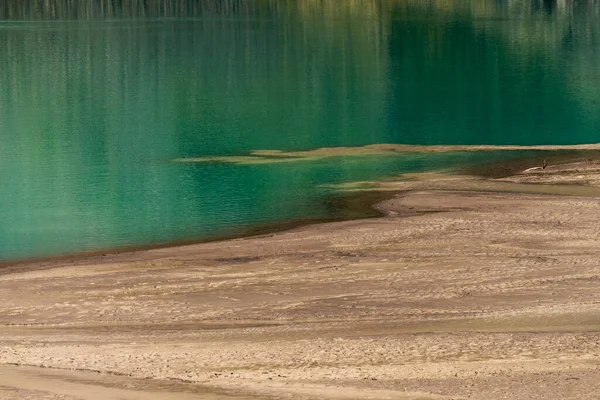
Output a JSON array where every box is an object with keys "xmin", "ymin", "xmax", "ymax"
[{"xmin": 1, "ymin": 1, "xmax": 600, "ymax": 260}]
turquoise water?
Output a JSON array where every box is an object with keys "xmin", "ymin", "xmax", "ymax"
[{"xmin": 2, "ymin": 1, "xmax": 600, "ymax": 261}]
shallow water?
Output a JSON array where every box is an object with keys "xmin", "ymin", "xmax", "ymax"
[{"xmin": 1, "ymin": 1, "xmax": 600, "ymax": 261}]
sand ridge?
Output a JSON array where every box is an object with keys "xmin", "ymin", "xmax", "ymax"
[{"xmin": 172, "ymin": 143, "xmax": 600, "ymax": 164}]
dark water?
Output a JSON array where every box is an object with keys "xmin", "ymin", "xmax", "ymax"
[{"xmin": 2, "ymin": 0, "xmax": 600, "ymax": 261}]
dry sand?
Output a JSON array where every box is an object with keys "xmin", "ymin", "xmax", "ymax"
[{"xmin": 2, "ymin": 156, "xmax": 600, "ymax": 399}]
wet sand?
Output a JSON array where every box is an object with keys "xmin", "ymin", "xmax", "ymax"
[{"xmin": 2, "ymin": 157, "xmax": 600, "ymax": 399}]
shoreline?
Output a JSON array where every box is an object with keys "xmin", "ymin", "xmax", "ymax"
[
  {"xmin": 2, "ymin": 152, "xmax": 600, "ymax": 399},
  {"xmin": 0, "ymin": 190, "xmax": 393, "ymax": 270},
  {"xmin": 4, "ymin": 148, "xmax": 600, "ymax": 268}
]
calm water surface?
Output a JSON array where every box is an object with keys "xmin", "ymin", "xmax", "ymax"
[{"xmin": 1, "ymin": 1, "xmax": 600, "ymax": 261}]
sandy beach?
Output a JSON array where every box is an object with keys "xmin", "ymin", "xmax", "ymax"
[{"xmin": 2, "ymin": 156, "xmax": 600, "ymax": 399}]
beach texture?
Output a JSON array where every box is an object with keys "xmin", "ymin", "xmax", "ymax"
[{"xmin": 1, "ymin": 158, "xmax": 600, "ymax": 399}]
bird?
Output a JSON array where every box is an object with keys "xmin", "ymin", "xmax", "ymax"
[{"xmin": 543, "ymin": 160, "xmax": 548, "ymax": 170}]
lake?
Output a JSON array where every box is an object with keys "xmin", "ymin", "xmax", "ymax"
[{"xmin": 1, "ymin": 0, "xmax": 600, "ymax": 261}]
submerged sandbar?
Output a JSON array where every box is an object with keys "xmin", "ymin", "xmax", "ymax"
[{"xmin": 173, "ymin": 143, "xmax": 600, "ymax": 164}]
